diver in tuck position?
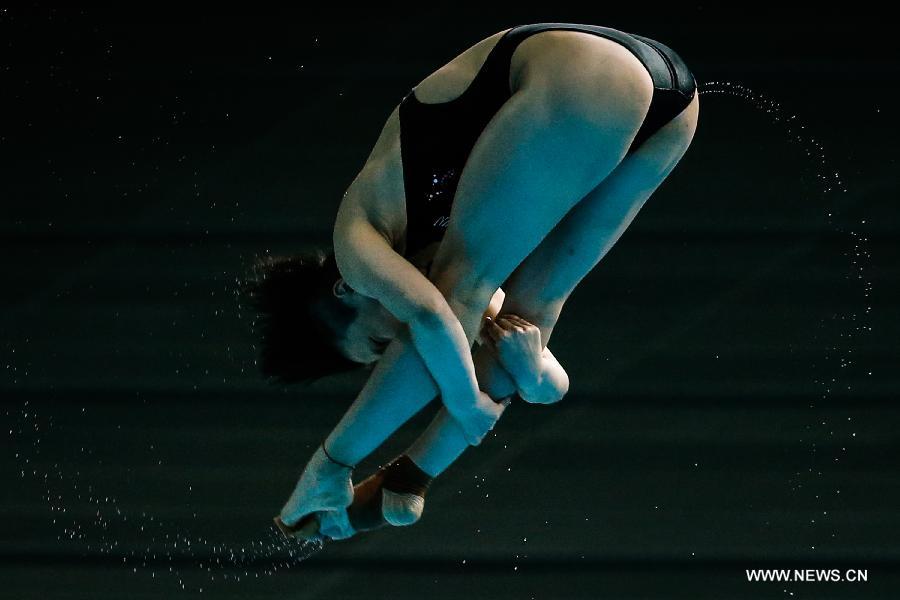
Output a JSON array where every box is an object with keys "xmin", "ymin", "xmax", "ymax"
[{"xmin": 245, "ymin": 23, "xmax": 699, "ymax": 541}]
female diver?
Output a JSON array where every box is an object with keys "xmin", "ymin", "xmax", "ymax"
[{"xmin": 246, "ymin": 23, "xmax": 700, "ymax": 541}]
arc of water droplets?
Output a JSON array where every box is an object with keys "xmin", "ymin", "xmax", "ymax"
[
  {"xmin": 699, "ymin": 81, "xmax": 873, "ymax": 549},
  {"xmin": 10, "ymin": 400, "xmax": 324, "ymax": 593},
  {"xmin": 7, "ymin": 80, "xmax": 875, "ymax": 588}
]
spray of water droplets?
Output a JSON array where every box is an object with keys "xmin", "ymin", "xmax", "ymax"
[
  {"xmin": 4, "ymin": 79, "xmax": 875, "ymax": 591},
  {"xmin": 6, "ymin": 281, "xmax": 325, "ymax": 593},
  {"xmin": 699, "ymin": 81, "xmax": 873, "ymax": 550}
]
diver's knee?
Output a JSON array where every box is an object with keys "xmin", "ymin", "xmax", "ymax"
[
  {"xmin": 520, "ymin": 387, "xmax": 568, "ymax": 405},
  {"xmin": 430, "ymin": 265, "xmax": 497, "ymax": 320}
]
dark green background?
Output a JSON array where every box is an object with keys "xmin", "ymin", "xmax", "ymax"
[{"xmin": 2, "ymin": 5, "xmax": 897, "ymax": 599}]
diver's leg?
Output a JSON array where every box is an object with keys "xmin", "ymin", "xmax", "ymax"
[
  {"xmin": 344, "ymin": 93, "xmax": 700, "ymax": 532},
  {"xmin": 279, "ymin": 37, "xmax": 654, "ymax": 539}
]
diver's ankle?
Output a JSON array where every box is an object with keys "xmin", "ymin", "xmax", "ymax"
[
  {"xmin": 317, "ymin": 441, "xmax": 355, "ymax": 472},
  {"xmin": 346, "ymin": 455, "xmax": 434, "ymax": 532},
  {"xmin": 382, "ymin": 454, "xmax": 433, "ymax": 496}
]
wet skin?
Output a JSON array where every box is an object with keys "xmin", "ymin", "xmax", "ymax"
[{"xmin": 332, "ymin": 279, "xmax": 402, "ymax": 365}]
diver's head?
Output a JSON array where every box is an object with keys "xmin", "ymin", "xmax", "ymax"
[
  {"xmin": 243, "ymin": 249, "xmax": 399, "ymax": 383},
  {"xmin": 330, "ymin": 276, "xmax": 401, "ymax": 364}
]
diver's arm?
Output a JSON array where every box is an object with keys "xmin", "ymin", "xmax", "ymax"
[{"xmin": 334, "ymin": 189, "xmax": 499, "ymax": 445}]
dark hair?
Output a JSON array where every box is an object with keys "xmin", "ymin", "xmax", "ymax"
[{"xmin": 242, "ymin": 249, "xmax": 363, "ymax": 384}]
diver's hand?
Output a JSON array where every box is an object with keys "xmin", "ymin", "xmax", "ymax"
[
  {"xmin": 449, "ymin": 390, "xmax": 507, "ymax": 446},
  {"xmin": 483, "ymin": 314, "xmax": 543, "ymax": 398}
]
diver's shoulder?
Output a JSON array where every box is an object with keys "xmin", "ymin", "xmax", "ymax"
[{"xmin": 336, "ymin": 154, "xmax": 406, "ymax": 250}]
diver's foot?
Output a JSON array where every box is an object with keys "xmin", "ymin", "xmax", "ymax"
[
  {"xmin": 274, "ymin": 513, "xmax": 321, "ymax": 541},
  {"xmin": 382, "ymin": 489, "xmax": 425, "ymax": 526},
  {"xmin": 347, "ymin": 455, "xmax": 433, "ymax": 532},
  {"xmin": 313, "ymin": 508, "xmax": 356, "ymax": 541},
  {"xmin": 276, "ymin": 444, "xmax": 354, "ymax": 538}
]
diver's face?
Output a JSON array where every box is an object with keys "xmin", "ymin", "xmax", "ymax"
[{"xmin": 332, "ymin": 279, "xmax": 401, "ymax": 364}]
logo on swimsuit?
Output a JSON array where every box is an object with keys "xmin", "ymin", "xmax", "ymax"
[{"xmin": 432, "ymin": 216, "xmax": 450, "ymax": 228}]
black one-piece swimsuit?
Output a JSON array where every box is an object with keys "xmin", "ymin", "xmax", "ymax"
[{"xmin": 398, "ymin": 23, "xmax": 697, "ymax": 260}]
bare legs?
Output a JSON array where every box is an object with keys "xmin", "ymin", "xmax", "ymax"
[
  {"xmin": 402, "ymin": 343, "xmax": 516, "ymax": 476},
  {"xmin": 403, "ymin": 92, "xmax": 701, "ymax": 482},
  {"xmin": 323, "ymin": 93, "xmax": 700, "ymax": 539},
  {"xmin": 277, "ymin": 37, "xmax": 656, "ymax": 534}
]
